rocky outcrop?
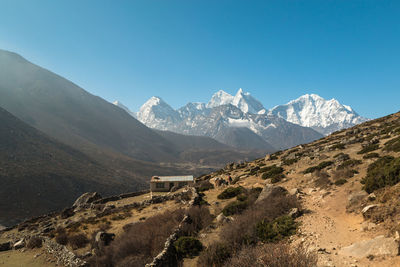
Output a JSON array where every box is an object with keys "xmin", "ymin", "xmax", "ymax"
[
  {"xmin": 256, "ymin": 184, "xmax": 288, "ymax": 203},
  {"xmin": 72, "ymin": 192, "xmax": 102, "ymax": 211},
  {"xmin": 339, "ymin": 235, "xmax": 399, "ymax": 258}
]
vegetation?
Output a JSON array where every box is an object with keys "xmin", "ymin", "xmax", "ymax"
[
  {"xmin": 282, "ymin": 158, "xmax": 299, "ymax": 166},
  {"xmin": 260, "ymin": 165, "xmax": 284, "ymax": 180},
  {"xmin": 303, "ymin": 161, "xmax": 333, "ymax": 174},
  {"xmin": 337, "ymin": 159, "xmax": 362, "ymax": 170},
  {"xmin": 330, "ymin": 143, "xmax": 346, "ymax": 150},
  {"xmin": 255, "ymin": 215, "xmax": 297, "ymax": 242},
  {"xmin": 217, "ymin": 187, "xmax": 244, "ymax": 199},
  {"xmin": 334, "ymin": 179, "xmax": 348, "ymax": 186},
  {"xmin": 174, "ymin": 236, "xmax": 203, "ymax": 258},
  {"xmin": 196, "ymin": 180, "xmax": 214, "ymax": 192},
  {"xmin": 361, "ymin": 156, "xmax": 400, "ymax": 193},
  {"xmin": 363, "ymin": 152, "xmax": 380, "ymax": 159},
  {"xmin": 68, "ymin": 233, "xmax": 89, "ymax": 249},
  {"xmin": 222, "ymin": 201, "xmax": 249, "ymax": 216},
  {"xmin": 357, "ymin": 143, "xmax": 380, "ymax": 154},
  {"xmin": 384, "ymin": 136, "xmax": 400, "ymax": 152},
  {"xmin": 26, "ymin": 236, "xmax": 43, "ymax": 249},
  {"xmin": 198, "ymin": 242, "xmax": 232, "ymax": 267}
]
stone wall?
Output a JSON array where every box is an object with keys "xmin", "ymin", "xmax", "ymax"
[{"xmin": 43, "ymin": 237, "xmax": 87, "ymax": 267}]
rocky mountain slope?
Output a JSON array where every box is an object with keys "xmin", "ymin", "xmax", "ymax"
[
  {"xmin": 269, "ymin": 93, "xmax": 368, "ymax": 135},
  {"xmin": 2, "ymin": 110, "xmax": 399, "ymax": 267}
]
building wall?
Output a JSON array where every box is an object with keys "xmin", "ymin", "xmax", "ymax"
[{"xmin": 150, "ymin": 181, "xmax": 194, "ymax": 192}]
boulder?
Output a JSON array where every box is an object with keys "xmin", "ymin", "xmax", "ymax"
[
  {"xmin": 361, "ymin": 204, "xmax": 379, "ymax": 219},
  {"xmin": 339, "ymin": 235, "xmax": 399, "ymax": 258},
  {"xmin": 13, "ymin": 239, "xmax": 25, "ymax": 249},
  {"xmin": 73, "ymin": 192, "xmax": 102, "ymax": 210},
  {"xmin": 256, "ymin": 184, "xmax": 288, "ymax": 204},
  {"xmin": 216, "ymin": 213, "xmax": 230, "ymax": 224}
]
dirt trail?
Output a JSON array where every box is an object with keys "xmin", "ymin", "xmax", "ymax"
[{"xmin": 297, "ymin": 183, "xmax": 400, "ymax": 267}]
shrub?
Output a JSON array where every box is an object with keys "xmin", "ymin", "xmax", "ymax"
[
  {"xmin": 225, "ymin": 243, "xmax": 317, "ymax": 267},
  {"xmin": 337, "ymin": 159, "xmax": 362, "ymax": 170},
  {"xmin": 222, "ymin": 201, "xmax": 248, "ymax": 216},
  {"xmin": 183, "ymin": 206, "xmax": 213, "ymax": 236},
  {"xmin": 217, "ymin": 187, "xmax": 244, "ymax": 199},
  {"xmin": 384, "ymin": 136, "xmax": 400, "ymax": 152},
  {"xmin": 236, "ymin": 194, "xmax": 248, "ymax": 202},
  {"xmin": 333, "ymin": 152, "xmax": 350, "ymax": 159},
  {"xmin": 363, "ymin": 152, "xmax": 380, "ymax": 159},
  {"xmin": 198, "ymin": 242, "xmax": 232, "ymax": 267},
  {"xmin": 362, "ymin": 156, "xmax": 400, "ymax": 193},
  {"xmin": 334, "ymin": 179, "xmax": 347, "ymax": 186},
  {"xmin": 69, "ymin": 233, "xmax": 89, "ymax": 249},
  {"xmin": 282, "ymin": 158, "xmax": 298, "ymax": 166},
  {"xmin": 330, "ymin": 143, "xmax": 346, "ymax": 150},
  {"xmin": 26, "ymin": 236, "xmax": 43, "ymax": 249},
  {"xmin": 174, "ymin": 236, "xmax": 203, "ymax": 258},
  {"xmin": 303, "ymin": 161, "xmax": 333, "ymax": 174},
  {"xmin": 55, "ymin": 233, "xmax": 68, "ymax": 245},
  {"xmin": 357, "ymin": 143, "xmax": 380, "ymax": 154},
  {"xmin": 255, "ymin": 216, "xmax": 297, "ymax": 243},
  {"xmin": 260, "ymin": 165, "xmax": 284, "ymax": 180}
]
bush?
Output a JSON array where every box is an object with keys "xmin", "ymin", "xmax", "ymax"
[
  {"xmin": 196, "ymin": 180, "xmax": 215, "ymax": 192},
  {"xmin": 330, "ymin": 143, "xmax": 346, "ymax": 150},
  {"xmin": 198, "ymin": 242, "xmax": 232, "ymax": 267},
  {"xmin": 282, "ymin": 158, "xmax": 298, "ymax": 166},
  {"xmin": 357, "ymin": 143, "xmax": 380, "ymax": 154},
  {"xmin": 69, "ymin": 233, "xmax": 89, "ymax": 249},
  {"xmin": 183, "ymin": 206, "xmax": 213, "ymax": 236},
  {"xmin": 222, "ymin": 201, "xmax": 248, "ymax": 216},
  {"xmin": 255, "ymin": 216, "xmax": 297, "ymax": 242},
  {"xmin": 55, "ymin": 233, "xmax": 68, "ymax": 245},
  {"xmin": 225, "ymin": 243, "xmax": 317, "ymax": 267},
  {"xmin": 174, "ymin": 236, "xmax": 203, "ymax": 258},
  {"xmin": 334, "ymin": 179, "xmax": 347, "ymax": 186},
  {"xmin": 261, "ymin": 165, "xmax": 284, "ymax": 180},
  {"xmin": 363, "ymin": 152, "xmax": 380, "ymax": 159},
  {"xmin": 217, "ymin": 187, "xmax": 244, "ymax": 199},
  {"xmin": 337, "ymin": 159, "xmax": 362, "ymax": 170},
  {"xmin": 26, "ymin": 236, "xmax": 43, "ymax": 249},
  {"xmin": 303, "ymin": 161, "xmax": 333, "ymax": 174},
  {"xmin": 362, "ymin": 156, "xmax": 400, "ymax": 193},
  {"xmin": 333, "ymin": 152, "xmax": 350, "ymax": 159},
  {"xmin": 384, "ymin": 136, "xmax": 400, "ymax": 152}
]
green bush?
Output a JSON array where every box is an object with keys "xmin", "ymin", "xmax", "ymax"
[
  {"xmin": 236, "ymin": 194, "xmax": 248, "ymax": 202},
  {"xmin": 303, "ymin": 161, "xmax": 333, "ymax": 174},
  {"xmin": 361, "ymin": 156, "xmax": 400, "ymax": 193},
  {"xmin": 334, "ymin": 179, "xmax": 347, "ymax": 186},
  {"xmin": 384, "ymin": 136, "xmax": 400, "ymax": 152},
  {"xmin": 337, "ymin": 159, "xmax": 362, "ymax": 170},
  {"xmin": 222, "ymin": 201, "xmax": 248, "ymax": 216},
  {"xmin": 174, "ymin": 236, "xmax": 203, "ymax": 258},
  {"xmin": 196, "ymin": 180, "xmax": 214, "ymax": 192},
  {"xmin": 217, "ymin": 187, "xmax": 244, "ymax": 199},
  {"xmin": 357, "ymin": 143, "xmax": 380, "ymax": 154},
  {"xmin": 255, "ymin": 215, "xmax": 297, "ymax": 242},
  {"xmin": 260, "ymin": 165, "xmax": 284, "ymax": 180},
  {"xmin": 198, "ymin": 242, "xmax": 232, "ymax": 267},
  {"xmin": 282, "ymin": 158, "xmax": 298, "ymax": 166},
  {"xmin": 333, "ymin": 152, "xmax": 350, "ymax": 159},
  {"xmin": 363, "ymin": 153, "xmax": 380, "ymax": 159},
  {"xmin": 330, "ymin": 143, "xmax": 346, "ymax": 150}
]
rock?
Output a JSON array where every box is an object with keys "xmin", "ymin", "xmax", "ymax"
[
  {"xmin": 347, "ymin": 191, "xmax": 368, "ymax": 211},
  {"xmin": 289, "ymin": 188, "xmax": 299, "ymax": 195},
  {"xmin": 72, "ymin": 192, "xmax": 102, "ymax": 210},
  {"xmin": 360, "ymin": 222, "xmax": 377, "ymax": 231},
  {"xmin": 368, "ymin": 193, "xmax": 376, "ymax": 201},
  {"xmin": 95, "ymin": 231, "xmax": 115, "ymax": 247},
  {"xmin": 216, "ymin": 213, "xmax": 229, "ymax": 224},
  {"xmin": 288, "ymin": 208, "xmax": 302, "ymax": 218},
  {"xmin": 362, "ymin": 204, "xmax": 379, "ymax": 219},
  {"xmin": 256, "ymin": 184, "xmax": 288, "ymax": 204},
  {"xmin": 13, "ymin": 239, "xmax": 25, "ymax": 249},
  {"xmin": 339, "ymin": 235, "xmax": 399, "ymax": 258},
  {"xmin": 0, "ymin": 241, "xmax": 11, "ymax": 252}
]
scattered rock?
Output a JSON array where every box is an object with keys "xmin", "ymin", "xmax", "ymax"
[
  {"xmin": 362, "ymin": 204, "xmax": 379, "ymax": 219},
  {"xmin": 367, "ymin": 193, "xmax": 376, "ymax": 201},
  {"xmin": 216, "ymin": 213, "xmax": 230, "ymax": 224},
  {"xmin": 72, "ymin": 192, "xmax": 102, "ymax": 210},
  {"xmin": 13, "ymin": 239, "xmax": 25, "ymax": 249},
  {"xmin": 256, "ymin": 184, "xmax": 288, "ymax": 203},
  {"xmin": 339, "ymin": 235, "xmax": 399, "ymax": 258}
]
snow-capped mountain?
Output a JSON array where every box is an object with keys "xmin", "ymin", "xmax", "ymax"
[
  {"xmin": 113, "ymin": 101, "xmax": 137, "ymax": 118},
  {"xmin": 269, "ymin": 94, "xmax": 368, "ymax": 135},
  {"xmin": 207, "ymin": 88, "xmax": 265, "ymax": 114}
]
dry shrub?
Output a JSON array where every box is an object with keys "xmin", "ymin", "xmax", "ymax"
[
  {"xmin": 313, "ymin": 170, "xmax": 332, "ymax": 188},
  {"xmin": 182, "ymin": 206, "xmax": 213, "ymax": 236},
  {"xmin": 225, "ymin": 243, "xmax": 317, "ymax": 267},
  {"xmin": 69, "ymin": 233, "xmax": 89, "ymax": 249},
  {"xmin": 55, "ymin": 233, "xmax": 68, "ymax": 245},
  {"xmin": 26, "ymin": 236, "xmax": 43, "ymax": 249},
  {"xmin": 220, "ymin": 194, "xmax": 299, "ymax": 249},
  {"xmin": 197, "ymin": 242, "xmax": 232, "ymax": 267},
  {"xmin": 90, "ymin": 209, "xmax": 185, "ymax": 267},
  {"xmin": 332, "ymin": 167, "xmax": 356, "ymax": 181}
]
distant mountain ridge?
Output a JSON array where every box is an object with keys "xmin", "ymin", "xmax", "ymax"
[{"xmin": 115, "ymin": 89, "xmax": 367, "ymax": 148}]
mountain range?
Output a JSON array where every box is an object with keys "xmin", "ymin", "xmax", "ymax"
[{"xmin": 115, "ymin": 89, "xmax": 367, "ymax": 150}]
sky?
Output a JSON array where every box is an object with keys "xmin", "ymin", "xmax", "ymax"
[{"xmin": 0, "ymin": 0, "xmax": 399, "ymax": 119}]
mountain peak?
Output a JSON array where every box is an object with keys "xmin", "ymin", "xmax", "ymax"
[
  {"xmin": 113, "ymin": 101, "xmax": 137, "ymax": 118},
  {"xmin": 207, "ymin": 90, "xmax": 234, "ymax": 108}
]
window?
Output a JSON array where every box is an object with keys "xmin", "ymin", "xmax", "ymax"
[{"xmin": 156, "ymin": 183, "xmax": 165, "ymax": 188}]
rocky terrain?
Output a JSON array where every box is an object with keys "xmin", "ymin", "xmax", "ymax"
[{"xmin": 1, "ymin": 111, "xmax": 400, "ymax": 267}]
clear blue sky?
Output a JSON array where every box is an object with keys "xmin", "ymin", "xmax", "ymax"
[{"xmin": 1, "ymin": 0, "xmax": 399, "ymax": 118}]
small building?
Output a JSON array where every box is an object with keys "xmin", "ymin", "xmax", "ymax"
[{"xmin": 150, "ymin": 175, "xmax": 194, "ymax": 192}]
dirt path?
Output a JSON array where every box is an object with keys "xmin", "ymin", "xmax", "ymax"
[{"xmin": 297, "ymin": 183, "xmax": 400, "ymax": 267}]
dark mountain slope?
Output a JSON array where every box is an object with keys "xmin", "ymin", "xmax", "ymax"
[
  {"xmin": 0, "ymin": 49, "xmax": 180, "ymax": 163},
  {"xmin": 0, "ymin": 107, "xmax": 143, "ymax": 227}
]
